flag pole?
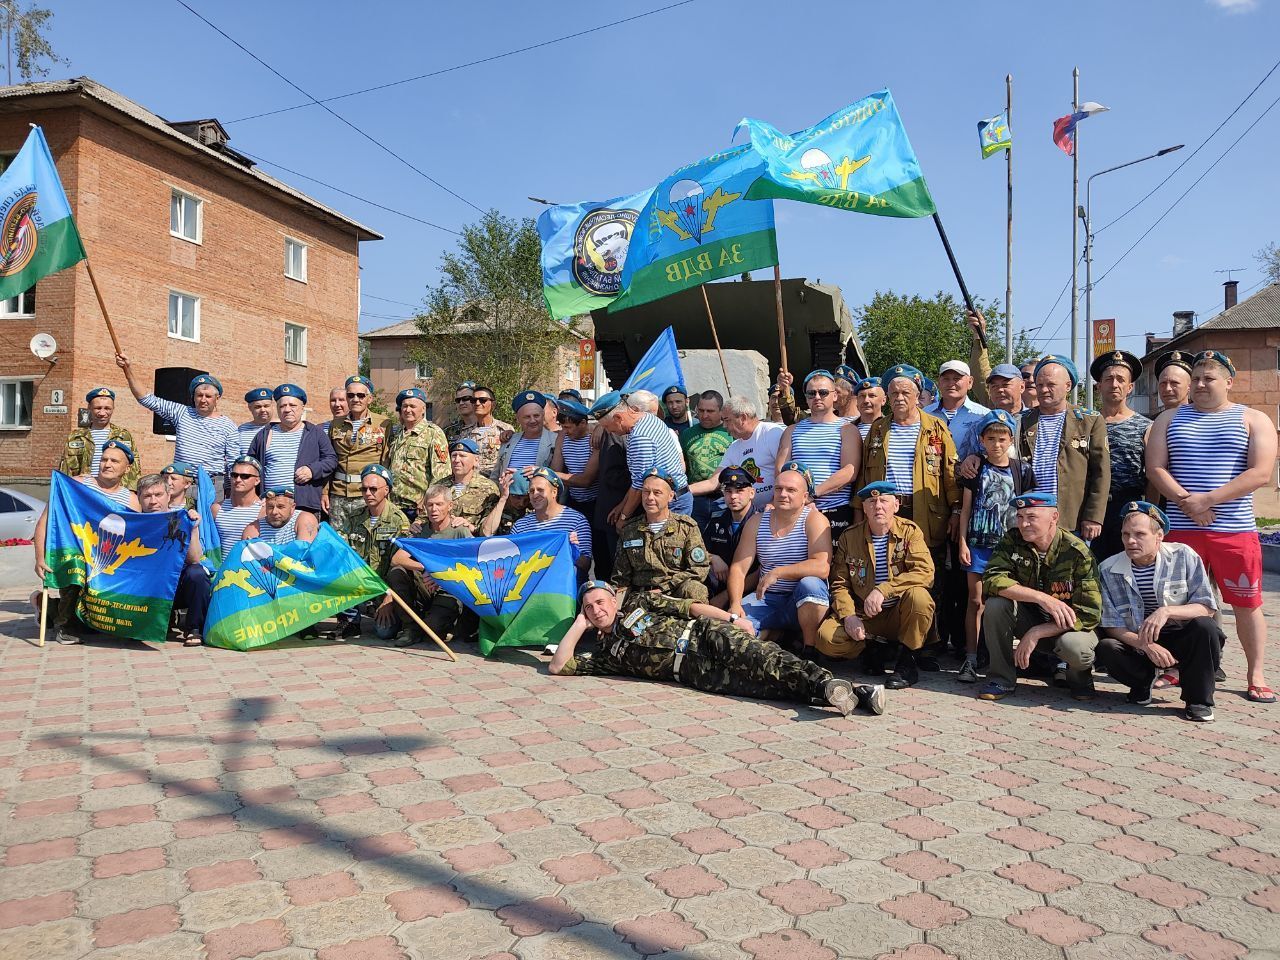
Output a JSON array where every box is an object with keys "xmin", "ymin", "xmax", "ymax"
[
  {"xmin": 772, "ymin": 265, "xmax": 789, "ymax": 374},
  {"xmin": 1070, "ymin": 67, "xmax": 1080, "ymax": 403},
  {"xmin": 931, "ymin": 213, "xmax": 987, "ymax": 348},
  {"xmin": 700, "ymin": 285, "xmax": 733, "ymax": 397},
  {"xmin": 83, "ymin": 259, "xmax": 123, "ymax": 356},
  {"xmin": 385, "ymin": 587, "xmax": 458, "ymax": 661},
  {"xmin": 37, "ymin": 588, "xmax": 47, "ymax": 647},
  {"xmin": 1006, "ymin": 73, "xmax": 1014, "ymax": 362}
]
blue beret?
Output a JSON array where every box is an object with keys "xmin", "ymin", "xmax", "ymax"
[
  {"xmin": 835, "ymin": 364, "xmax": 858, "ymax": 385},
  {"xmin": 804, "ymin": 369, "xmax": 835, "ymax": 385},
  {"xmin": 558, "ymin": 388, "xmax": 583, "ymax": 403},
  {"xmin": 101, "ymin": 439, "xmax": 134, "ymax": 463},
  {"xmin": 264, "ymin": 484, "xmax": 295, "ymax": 498},
  {"xmin": 662, "ymin": 385, "xmax": 687, "ymax": 400},
  {"xmin": 921, "ymin": 377, "xmax": 937, "ymax": 394},
  {"xmin": 161, "ymin": 461, "xmax": 197, "ymax": 479},
  {"xmin": 396, "ymin": 387, "xmax": 427, "ymax": 407},
  {"xmin": 230, "ymin": 455, "xmax": 262, "ymax": 475},
  {"xmin": 457, "ymin": 380, "xmax": 477, "ymax": 390},
  {"xmin": 530, "ymin": 466, "xmax": 564, "ymax": 490},
  {"xmin": 244, "ymin": 387, "xmax": 273, "ymax": 403},
  {"xmin": 978, "ymin": 410, "xmax": 1018, "ymax": 435},
  {"xmin": 578, "ymin": 579, "xmax": 617, "ymax": 604},
  {"xmin": 1122, "ymin": 500, "xmax": 1169, "ymax": 534},
  {"xmin": 273, "ymin": 383, "xmax": 307, "ymax": 404},
  {"xmin": 449, "ymin": 438, "xmax": 479, "ymax": 455},
  {"xmin": 589, "ymin": 391, "xmax": 624, "ymax": 418},
  {"xmin": 719, "ymin": 466, "xmax": 755, "ymax": 488},
  {"xmin": 882, "ymin": 364, "xmax": 924, "ymax": 391},
  {"xmin": 1012, "ymin": 491, "xmax": 1057, "ymax": 510},
  {"xmin": 856, "ymin": 480, "xmax": 898, "ymax": 501},
  {"xmin": 86, "ymin": 386, "xmax": 115, "ymax": 402},
  {"xmin": 556, "ymin": 397, "xmax": 590, "ymax": 419},
  {"xmin": 1034, "ymin": 354, "xmax": 1079, "ymax": 388},
  {"xmin": 512, "ymin": 390, "xmax": 546, "ymax": 412},
  {"xmin": 641, "ymin": 466, "xmax": 676, "ymax": 488},
  {"xmin": 345, "ymin": 375, "xmax": 374, "ymax": 392},
  {"xmin": 778, "ymin": 460, "xmax": 815, "ymax": 495},
  {"xmin": 361, "ymin": 464, "xmax": 393, "ymax": 484},
  {"xmin": 854, "ymin": 377, "xmax": 881, "ymax": 393},
  {"xmin": 190, "ymin": 374, "xmax": 222, "ymax": 397},
  {"xmin": 1193, "ymin": 350, "xmax": 1236, "ymax": 376},
  {"xmin": 987, "ymin": 363, "xmax": 1022, "ymax": 381}
]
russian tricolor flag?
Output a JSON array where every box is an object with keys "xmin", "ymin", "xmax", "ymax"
[{"xmin": 1052, "ymin": 102, "xmax": 1109, "ymax": 156}]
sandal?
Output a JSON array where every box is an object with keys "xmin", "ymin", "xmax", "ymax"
[
  {"xmin": 1152, "ymin": 671, "xmax": 1180, "ymax": 690},
  {"xmin": 183, "ymin": 633, "xmax": 203, "ymax": 647},
  {"xmin": 1247, "ymin": 685, "xmax": 1277, "ymax": 704}
]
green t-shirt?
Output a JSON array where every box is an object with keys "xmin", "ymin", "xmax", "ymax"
[{"xmin": 680, "ymin": 424, "xmax": 733, "ymax": 484}]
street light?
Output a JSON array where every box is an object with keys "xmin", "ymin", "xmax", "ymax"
[{"xmin": 1080, "ymin": 144, "xmax": 1184, "ymax": 398}]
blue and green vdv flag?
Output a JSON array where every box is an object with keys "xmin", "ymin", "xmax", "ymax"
[
  {"xmin": 736, "ymin": 90, "xmax": 936, "ymax": 218},
  {"xmin": 195, "ymin": 466, "xmax": 222, "ymax": 568},
  {"xmin": 610, "ymin": 144, "xmax": 778, "ymax": 312},
  {"xmin": 620, "ymin": 325, "xmax": 686, "ymax": 397},
  {"xmin": 395, "ymin": 529, "xmax": 576, "ymax": 657},
  {"xmin": 205, "ymin": 524, "xmax": 385, "ymax": 651},
  {"xmin": 42, "ymin": 472, "xmax": 190, "ymax": 643},
  {"xmin": 978, "ymin": 112, "xmax": 1012, "ymax": 159},
  {"xmin": 0, "ymin": 126, "xmax": 87, "ymax": 301},
  {"xmin": 537, "ymin": 188, "xmax": 654, "ymax": 320}
]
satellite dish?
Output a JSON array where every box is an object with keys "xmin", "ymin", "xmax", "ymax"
[{"xmin": 30, "ymin": 333, "xmax": 56, "ymax": 359}]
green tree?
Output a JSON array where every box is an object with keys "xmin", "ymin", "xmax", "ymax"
[
  {"xmin": 1, "ymin": 3, "xmax": 67, "ymax": 84},
  {"xmin": 411, "ymin": 210, "xmax": 575, "ymax": 406},
  {"xmin": 855, "ymin": 290, "xmax": 1039, "ymax": 378},
  {"xmin": 1256, "ymin": 242, "xmax": 1280, "ymax": 285}
]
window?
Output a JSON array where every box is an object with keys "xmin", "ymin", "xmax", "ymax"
[
  {"xmin": 285, "ymin": 322, "xmax": 307, "ymax": 365},
  {"xmin": 170, "ymin": 189, "xmax": 202, "ymax": 243},
  {"xmin": 285, "ymin": 238, "xmax": 307, "ymax": 282},
  {"xmin": 0, "ymin": 379, "xmax": 33, "ymax": 429},
  {"xmin": 415, "ymin": 361, "xmax": 430, "ymax": 380},
  {"xmin": 0, "ymin": 287, "xmax": 34, "ymax": 317},
  {"xmin": 168, "ymin": 291, "xmax": 199, "ymax": 341},
  {"xmin": 0, "ymin": 492, "xmax": 19, "ymax": 512}
]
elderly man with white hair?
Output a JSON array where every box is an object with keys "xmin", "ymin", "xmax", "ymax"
[
  {"xmin": 591, "ymin": 389, "xmax": 693, "ymax": 525},
  {"xmin": 686, "ymin": 394, "xmax": 784, "ymax": 508}
]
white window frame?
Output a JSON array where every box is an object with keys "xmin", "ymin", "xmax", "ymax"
[
  {"xmin": 0, "ymin": 287, "xmax": 34, "ymax": 318},
  {"xmin": 415, "ymin": 361, "xmax": 430, "ymax": 381},
  {"xmin": 170, "ymin": 188, "xmax": 203, "ymax": 244},
  {"xmin": 285, "ymin": 322, "xmax": 308, "ymax": 366},
  {"xmin": 284, "ymin": 237, "xmax": 308, "ymax": 283},
  {"xmin": 0, "ymin": 377, "xmax": 34, "ymax": 430},
  {"xmin": 167, "ymin": 290, "xmax": 200, "ymax": 342}
]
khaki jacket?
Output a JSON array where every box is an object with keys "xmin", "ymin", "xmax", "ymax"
[
  {"xmin": 858, "ymin": 410, "xmax": 960, "ymax": 548},
  {"xmin": 1018, "ymin": 406, "xmax": 1110, "ymax": 530},
  {"xmin": 830, "ymin": 516, "xmax": 935, "ymax": 621},
  {"xmin": 328, "ymin": 415, "xmax": 393, "ymax": 498}
]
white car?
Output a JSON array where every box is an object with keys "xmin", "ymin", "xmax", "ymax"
[{"xmin": 0, "ymin": 487, "xmax": 45, "ymax": 541}]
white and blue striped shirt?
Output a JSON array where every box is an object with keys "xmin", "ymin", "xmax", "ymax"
[
  {"xmin": 886, "ymin": 421, "xmax": 921, "ymax": 496},
  {"xmin": 871, "ymin": 533, "xmax": 890, "ymax": 585},
  {"xmin": 89, "ymin": 428, "xmax": 109, "ymax": 475},
  {"xmin": 512, "ymin": 506, "xmax": 592, "ymax": 558},
  {"xmin": 257, "ymin": 510, "xmax": 299, "ymax": 546},
  {"xmin": 1166, "ymin": 403, "xmax": 1254, "ymax": 533},
  {"xmin": 627, "ymin": 413, "xmax": 688, "ymax": 491},
  {"xmin": 1032, "ymin": 411, "xmax": 1067, "ymax": 499},
  {"xmin": 263, "ymin": 426, "xmax": 305, "ymax": 490},
  {"xmin": 216, "ymin": 499, "xmax": 262, "ymax": 551},
  {"xmin": 79, "ymin": 476, "xmax": 133, "ymax": 508},
  {"xmin": 560, "ymin": 435, "xmax": 597, "ymax": 504},
  {"xmin": 857, "ymin": 421, "xmax": 873, "ymax": 442},
  {"xmin": 790, "ymin": 419, "xmax": 848, "ymax": 510},
  {"xmin": 756, "ymin": 505, "xmax": 812, "ymax": 593},
  {"xmin": 237, "ymin": 422, "xmax": 265, "ymax": 457},
  {"xmin": 508, "ymin": 436, "xmax": 542, "ymax": 473},
  {"xmin": 140, "ymin": 394, "xmax": 237, "ymax": 476},
  {"xmin": 1132, "ymin": 561, "xmax": 1158, "ymax": 618}
]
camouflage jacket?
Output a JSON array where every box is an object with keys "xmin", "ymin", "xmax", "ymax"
[
  {"xmin": 328, "ymin": 415, "xmax": 393, "ymax": 498},
  {"xmin": 560, "ymin": 593, "xmax": 696, "ymax": 678},
  {"xmin": 982, "ymin": 526, "xmax": 1102, "ymax": 632},
  {"xmin": 340, "ymin": 501, "xmax": 410, "ymax": 579},
  {"xmin": 830, "ymin": 516, "xmax": 935, "ymax": 621},
  {"xmin": 610, "ymin": 513, "xmax": 710, "ymax": 601},
  {"xmin": 457, "ymin": 420, "xmax": 514, "ymax": 477},
  {"xmin": 383, "ymin": 420, "xmax": 449, "ymax": 509},
  {"xmin": 60, "ymin": 424, "xmax": 141, "ymax": 490},
  {"xmin": 449, "ymin": 473, "xmax": 500, "ymax": 532}
]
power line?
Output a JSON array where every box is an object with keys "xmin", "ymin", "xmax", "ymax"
[
  {"xmin": 363, "ymin": 293, "xmax": 422, "ymax": 309},
  {"xmin": 225, "ymin": 0, "xmax": 701, "ymax": 125},
  {"xmin": 174, "ymin": 0, "xmax": 485, "ymax": 214}
]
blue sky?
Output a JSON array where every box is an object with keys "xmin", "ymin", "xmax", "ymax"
[{"xmin": 50, "ymin": 0, "xmax": 1280, "ymax": 359}]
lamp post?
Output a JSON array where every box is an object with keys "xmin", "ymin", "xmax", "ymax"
[{"xmin": 1080, "ymin": 144, "xmax": 1184, "ymax": 402}]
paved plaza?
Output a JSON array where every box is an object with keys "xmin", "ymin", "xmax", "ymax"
[{"xmin": 1, "ymin": 564, "xmax": 1278, "ymax": 960}]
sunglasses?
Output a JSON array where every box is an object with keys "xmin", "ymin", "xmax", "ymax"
[
  {"xmin": 359, "ymin": 484, "xmax": 382, "ymax": 493},
  {"xmin": 805, "ymin": 388, "xmax": 833, "ymax": 398},
  {"xmin": 455, "ymin": 396, "xmax": 474, "ymax": 404},
  {"xmin": 230, "ymin": 472, "xmax": 258, "ymax": 480},
  {"xmin": 346, "ymin": 391, "xmax": 368, "ymax": 398},
  {"xmin": 473, "ymin": 396, "xmax": 493, "ymax": 404},
  {"xmin": 1021, "ymin": 374, "xmax": 1033, "ymax": 381}
]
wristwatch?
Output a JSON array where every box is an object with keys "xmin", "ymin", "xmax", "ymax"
[{"xmin": 728, "ymin": 614, "xmax": 739, "ymax": 624}]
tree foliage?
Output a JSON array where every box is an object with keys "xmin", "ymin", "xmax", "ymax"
[
  {"xmin": 1256, "ymin": 242, "xmax": 1280, "ymax": 285},
  {"xmin": 2, "ymin": 3, "xmax": 67, "ymax": 84},
  {"xmin": 855, "ymin": 290, "xmax": 1040, "ymax": 378},
  {"xmin": 412, "ymin": 210, "xmax": 574, "ymax": 406}
]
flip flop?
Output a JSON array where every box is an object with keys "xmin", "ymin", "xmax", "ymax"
[
  {"xmin": 1152, "ymin": 671, "xmax": 1180, "ymax": 690},
  {"xmin": 1247, "ymin": 685, "xmax": 1277, "ymax": 704}
]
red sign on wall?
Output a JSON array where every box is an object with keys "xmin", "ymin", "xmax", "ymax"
[{"xmin": 578, "ymin": 339, "xmax": 596, "ymax": 391}]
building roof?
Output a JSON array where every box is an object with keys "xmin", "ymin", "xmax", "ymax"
[
  {"xmin": 1144, "ymin": 283, "xmax": 1280, "ymax": 359},
  {"xmin": 361, "ymin": 319, "xmax": 421, "ymax": 340},
  {"xmin": 0, "ymin": 76, "xmax": 382, "ymax": 241}
]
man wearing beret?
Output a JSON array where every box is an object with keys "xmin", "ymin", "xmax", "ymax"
[
  {"xmin": 979, "ymin": 491, "xmax": 1102, "ymax": 701},
  {"xmin": 1019, "ymin": 354, "xmax": 1110, "ymax": 539},
  {"xmin": 445, "ymin": 438, "xmax": 502, "ymax": 534},
  {"xmin": 326, "ymin": 375, "xmax": 392, "ymax": 533},
  {"xmin": 161, "ymin": 462, "xmax": 198, "ymax": 511},
  {"xmin": 612, "ymin": 467, "xmax": 710, "ymax": 602},
  {"xmin": 237, "ymin": 387, "xmax": 276, "ymax": 457},
  {"xmin": 818, "ymin": 482, "xmax": 936, "ymax": 687},
  {"xmin": 593, "ymin": 390, "xmax": 695, "ymax": 523},
  {"xmin": 492, "ymin": 391, "xmax": 557, "ymax": 481},
  {"xmin": 852, "ymin": 377, "xmax": 885, "ymax": 442},
  {"xmin": 1097, "ymin": 501, "xmax": 1222, "ymax": 720},
  {"xmin": 339, "ymin": 464, "xmax": 411, "ymax": 639},
  {"xmin": 60, "ymin": 387, "xmax": 141, "ymax": 490},
  {"xmin": 662, "ymin": 385, "xmax": 693, "ymax": 433},
  {"xmin": 383, "ymin": 387, "xmax": 449, "ymax": 522},
  {"xmin": 1091, "ymin": 350, "xmax": 1151, "ymax": 562},
  {"xmin": 247, "ymin": 385, "xmax": 337, "ymax": 517}
]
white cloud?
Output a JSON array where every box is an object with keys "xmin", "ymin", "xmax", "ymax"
[{"xmin": 1208, "ymin": 0, "xmax": 1258, "ymax": 12}]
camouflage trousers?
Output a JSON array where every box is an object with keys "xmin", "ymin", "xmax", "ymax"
[
  {"xmin": 327, "ymin": 495, "xmax": 365, "ymax": 536},
  {"xmin": 679, "ymin": 621, "xmax": 833, "ymax": 704}
]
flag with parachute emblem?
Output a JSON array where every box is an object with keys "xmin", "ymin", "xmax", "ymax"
[
  {"xmin": 620, "ymin": 326, "xmax": 686, "ymax": 397},
  {"xmin": 610, "ymin": 144, "xmax": 777, "ymax": 312},
  {"xmin": 42, "ymin": 472, "xmax": 190, "ymax": 643},
  {"xmin": 736, "ymin": 90, "xmax": 936, "ymax": 218},
  {"xmin": 537, "ymin": 188, "xmax": 654, "ymax": 320},
  {"xmin": 205, "ymin": 525, "xmax": 385, "ymax": 651},
  {"xmin": 0, "ymin": 126, "xmax": 87, "ymax": 301},
  {"xmin": 194, "ymin": 466, "xmax": 222, "ymax": 568},
  {"xmin": 395, "ymin": 530, "xmax": 577, "ymax": 657},
  {"xmin": 978, "ymin": 112, "xmax": 1012, "ymax": 159}
]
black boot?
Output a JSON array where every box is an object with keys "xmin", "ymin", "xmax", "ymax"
[{"xmin": 885, "ymin": 647, "xmax": 919, "ymax": 690}]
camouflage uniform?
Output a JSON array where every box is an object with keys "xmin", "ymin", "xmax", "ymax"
[
  {"xmin": 449, "ymin": 473, "xmax": 500, "ymax": 533},
  {"xmin": 443, "ymin": 418, "xmax": 472, "ymax": 442},
  {"xmin": 340, "ymin": 501, "xmax": 411, "ymax": 580},
  {"xmin": 982, "ymin": 526, "xmax": 1102, "ymax": 690},
  {"xmin": 457, "ymin": 421, "xmax": 513, "ymax": 477},
  {"xmin": 611, "ymin": 514, "xmax": 711, "ymax": 602},
  {"xmin": 60, "ymin": 424, "xmax": 141, "ymax": 490},
  {"xmin": 328, "ymin": 414, "xmax": 392, "ymax": 531},
  {"xmin": 383, "ymin": 420, "xmax": 449, "ymax": 514},
  {"xmin": 558, "ymin": 593, "xmax": 836, "ymax": 704}
]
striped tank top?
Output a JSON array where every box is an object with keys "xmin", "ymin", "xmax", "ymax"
[
  {"xmin": 857, "ymin": 421, "xmax": 872, "ymax": 442},
  {"xmin": 508, "ymin": 436, "xmax": 542, "ymax": 472},
  {"xmin": 790, "ymin": 419, "xmax": 847, "ymax": 509},
  {"xmin": 257, "ymin": 510, "xmax": 299, "ymax": 546},
  {"xmin": 886, "ymin": 421, "xmax": 921, "ymax": 496},
  {"xmin": 237, "ymin": 422, "xmax": 264, "ymax": 456},
  {"xmin": 216, "ymin": 499, "xmax": 262, "ymax": 551},
  {"xmin": 512, "ymin": 506, "xmax": 592, "ymax": 558},
  {"xmin": 1132, "ymin": 561, "xmax": 1158, "ymax": 617},
  {"xmin": 559, "ymin": 435, "xmax": 597, "ymax": 503},
  {"xmin": 89, "ymin": 428, "xmax": 110, "ymax": 474},
  {"xmin": 871, "ymin": 533, "xmax": 890, "ymax": 585},
  {"xmin": 1032, "ymin": 411, "xmax": 1066, "ymax": 498},
  {"xmin": 1166, "ymin": 403, "xmax": 1254, "ymax": 532},
  {"xmin": 755, "ymin": 505, "xmax": 812, "ymax": 593},
  {"xmin": 264, "ymin": 426, "xmax": 305, "ymax": 489},
  {"xmin": 80, "ymin": 476, "xmax": 133, "ymax": 508}
]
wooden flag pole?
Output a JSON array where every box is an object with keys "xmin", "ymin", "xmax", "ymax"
[
  {"xmin": 1005, "ymin": 73, "xmax": 1015, "ymax": 363},
  {"xmin": 37, "ymin": 588, "xmax": 48, "ymax": 648},
  {"xmin": 83, "ymin": 259, "xmax": 123, "ymax": 356},
  {"xmin": 931, "ymin": 213, "xmax": 987, "ymax": 349},
  {"xmin": 772, "ymin": 265, "xmax": 789, "ymax": 372},
  {"xmin": 700, "ymin": 285, "xmax": 733, "ymax": 397},
  {"xmin": 385, "ymin": 587, "xmax": 458, "ymax": 661}
]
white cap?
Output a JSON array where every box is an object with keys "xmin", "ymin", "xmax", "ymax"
[{"xmin": 938, "ymin": 360, "xmax": 971, "ymax": 377}]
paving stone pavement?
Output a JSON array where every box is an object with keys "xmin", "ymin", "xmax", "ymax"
[{"xmin": 1, "ymin": 570, "xmax": 1279, "ymax": 960}]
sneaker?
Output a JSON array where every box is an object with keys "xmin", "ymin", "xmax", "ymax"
[
  {"xmin": 1127, "ymin": 681, "xmax": 1154, "ymax": 706},
  {"xmin": 1070, "ymin": 682, "xmax": 1096, "ymax": 702},
  {"xmin": 339, "ymin": 618, "xmax": 362, "ymax": 640},
  {"xmin": 1053, "ymin": 663, "xmax": 1069, "ymax": 687},
  {"xmin": 977, "ymin": 681, "xmax": 1014, "ymax": 701},
  {"xmin": 1184, "ymin": 704, "xmax": 1215, "ymax": 722},
  {"xmin": 957, "ymin": 660, "xmax": 980, "ymax": 684},
  {"xmin": 1214, "ymin": 667, "xmax": 1227, "ymax": 683},
  {"xmin": 823, "ymin": 679, "xmax": 856, "ymax": 717},
  {"xmin": 54, "ymin": 628, "xmax": 79, "ymax": 645},
  {"xmin": 388, "ymin": 626, "xmax": 424, "ymax": 649},
  {"xmin": 854, "ymin": 683, "xmax": 887, "ymax": 716}
]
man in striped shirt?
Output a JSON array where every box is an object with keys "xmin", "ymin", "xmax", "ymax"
[
  {"xmin": 776, "ymin": 371, "xmax": 861, "ymax": 540},
  {"xmin": 593, "ymin": 390, "xmax": 694, "ymax": 525}
]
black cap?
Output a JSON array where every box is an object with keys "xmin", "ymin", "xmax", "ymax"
[
  {"xmin": 718, "ymin": 466, "xmax": 755, "ymax": 488},
  {"xmin": 1089, "ymin": 349, "xmax": 1142, "ymax": 383},
  {"xmin": 1155, "ymin": 350, "xmax": 1195, "ymax": 376}
]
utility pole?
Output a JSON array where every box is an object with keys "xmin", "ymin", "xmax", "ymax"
[
  {"xmin": 1005, "ymin": 73, "xmax": 1013, "ymax": 363},
  {"xmin": 1070, "ymin": 67, "xmax": 1080, "ymax": 402}
]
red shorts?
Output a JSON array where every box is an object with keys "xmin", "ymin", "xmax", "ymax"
[{"xmin": 1165, "ymin": 530, "xmax": 1263, "ymax": 609}]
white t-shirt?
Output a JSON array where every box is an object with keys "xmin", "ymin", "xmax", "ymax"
[{"xmin": 716, "ymin": 421, "xmax": 785, "ymax": 506}]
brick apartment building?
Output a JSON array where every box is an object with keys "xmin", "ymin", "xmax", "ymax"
[{"xmin": 0, "ymin": 77, "xmax": 381, "ymax": 482}]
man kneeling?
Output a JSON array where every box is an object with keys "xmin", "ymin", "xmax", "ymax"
[{"xmin": 550, "ymin": 582, "xmax": 885, "ymax": 718}]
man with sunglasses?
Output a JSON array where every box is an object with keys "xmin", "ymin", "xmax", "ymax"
[
  {"xmin": 455, "ymin": 385, "xmax": 513, "ymax": 477},
  {"xmin": 1019, "ymin": 363, "xmax": 1040, "ymax": 411},
  {"xmin": 339, "ymin": 463, "xmax": 412, "ymax": 640},
  {"xmin": 443, "ymin": 381, "xmax": 478, "ymax": 442},
  {"xmin": 326, "ymin": 375, "xmax": 392, "ymax": 531},
  {"xmin": 776, "ymin": 370, "xmax": 861, "ymax": 541}
]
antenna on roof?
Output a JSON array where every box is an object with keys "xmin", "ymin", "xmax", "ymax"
[{"xmin": 1215, "ymin": 268, "xmax": 1248, "ymax": 281}]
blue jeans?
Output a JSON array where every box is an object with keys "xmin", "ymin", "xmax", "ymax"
[{"xmin": 739, "ymin": 576, "xmax": 830, "ymax": 632}]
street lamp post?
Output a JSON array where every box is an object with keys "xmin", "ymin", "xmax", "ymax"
[{"xmin": 1080, "ymin": 144, "xmax": 1184, "ymax": 403}]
